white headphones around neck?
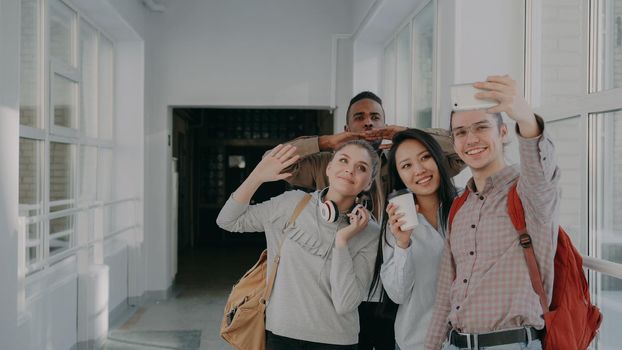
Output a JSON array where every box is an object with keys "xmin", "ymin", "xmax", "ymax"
[{"xmin": 318, "ymin": 188, "xmax": 365, "ymax": 223}]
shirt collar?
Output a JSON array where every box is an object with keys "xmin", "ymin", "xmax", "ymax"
[{"xmin": 465, "ymin": 164, "xmax": 519, "ymax": 194}]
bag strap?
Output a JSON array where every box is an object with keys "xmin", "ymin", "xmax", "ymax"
[
  {"xmin": 262, "ymin": 193, "xmax": 312, "ymax": 305},
  {"xmin": 448, "ymin": 189, "xmax": 470, "ymax": 233},
  {"xmin": 287, "ymin": 193, "xmax": 313, "ymax": 228},
  {"xmin": 507, "ymin": 182, "xmax": 550, "ymax": 313}
]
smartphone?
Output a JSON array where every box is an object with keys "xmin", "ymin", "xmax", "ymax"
[{"xmin": 450, "ymin": 83, "xmax": 498, "ymax": 111}]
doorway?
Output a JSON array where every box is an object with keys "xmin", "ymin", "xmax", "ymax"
[{"xmin": 172, "ymin": 107, "xmax": 333, "ymax": 254}]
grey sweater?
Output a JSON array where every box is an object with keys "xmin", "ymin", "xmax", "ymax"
[{"xmin": 216, "ymin": 189, "xmax": 380, "ymax": 345}]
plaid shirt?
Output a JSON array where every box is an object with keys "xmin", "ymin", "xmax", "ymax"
[{"xmin": 425, "ymin": 128, "xmax": 561, "ymax": 350}]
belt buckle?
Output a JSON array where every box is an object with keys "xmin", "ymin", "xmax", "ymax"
[{"xmin": 454, "ymin": 330, "xmax": 478, "ymax": 350}]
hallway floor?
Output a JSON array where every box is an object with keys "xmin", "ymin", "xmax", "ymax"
[{"xmin": 105, "ymin": 243, "xmax": 264, "ymax": 350}]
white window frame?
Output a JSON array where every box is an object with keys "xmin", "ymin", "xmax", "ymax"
[
  {"xmin": 18, "ymin": 0, "xmax": 116, "ymax": 276},
  {"xmin": 381, "ymin": 0, "xmax": 437, "ymax": 128}
]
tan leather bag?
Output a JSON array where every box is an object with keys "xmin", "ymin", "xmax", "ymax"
[{"xmin": 220, "ymin": 194, "xmax": 312, "ymax": 350}]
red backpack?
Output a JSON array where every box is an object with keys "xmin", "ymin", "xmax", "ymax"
[{"xmin": 448, "ymin": 182, "xmax": 602, "ymax": 350}]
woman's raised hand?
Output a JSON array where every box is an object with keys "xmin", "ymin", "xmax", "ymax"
[
  {"xmin": 250, "ymin": 144, "xmax": 300, "ymax": 183},
  {"xmin": 335, "ymin": 205, "xmax": 369, "ymax": 247},
  {"xmin": 386, "ymin": 202, "xmax": 413, "ymax": 249}
]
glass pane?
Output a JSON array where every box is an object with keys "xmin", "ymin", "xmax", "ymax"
[
  {"xmin": 26, "ymin": 222, "xmax": 42, "ymax": 267},
  {"xmin": 20, "ymin": 0, "xmax": 41, "ymax": 128},
  {"xmin": 412, "ymin": 1, "xmax": 434, "ymax": 129},
  {"xmin": 79, "ymin": 146, "xmax": 97, "ymax": 204},
  {"xmin": 98, "ymin": 148, "xmax": 112, "ymax": 202},
  {"xmin": 50, "ymin": 142, "xmax": 74, "ymax": 211},
  {"xmin": 594, "ymin": 272, "xmax": 622, "ymax": 349},
  {"xmin": 99, "ymin": 36, "xmax": 114, "ymax": 139},
  {"xmin": 27, "ymin": 246, "xmax": 39, "ymax": 265},
  {"xmin": 53, "ymin": 74, "xmax": 77, "ymax": 128},
  {"xmin": 19, "ymin": 138, "xmax": 43, "ymax": 217},
  {"xmin": 540, "ymin": 0, "xmax": 586, "ymax": 106},
  {"xmin": 596, "ymin": 0, "xmax": 622, "ymax": 91},
  {"xmin": 598, "ymin": 110, "xmax": 622, "ymax": 267},
  {"xmin": 80, "ymin": 20, "xmax": 98, "ymax": 137},
  {"xmin": 27, "ymin": 222, "xmax": 40, "ymax": 241},
  {"xmin": 547, "ymin": 117, "xmax": 587, "ymax": 254},
  {"xmin": 49, "ymin": 0, "xmax": 75, "ymax": 66},
  {"xmin": 383, "ymin": 40, "xmax": 397, "ymax": 124},
  {"xmin": 49, "ymin": 216, "xmax": 73, "ymax": 255},
  {"xmin": 395, "ymin": 23, "xmax": 411, "ymax": 127}
]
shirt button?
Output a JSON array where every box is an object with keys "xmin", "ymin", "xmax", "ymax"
[
  {"xmin": 471, "ymin": 224, "xmax": 476, "ymax": 228},
  {"xmin": 463, "ymin": 279, "xmax": 468, "ymax": 283},
  {"xmin": 479, "ymin": 196, "xmax": 484, "ymax": 200},
  {"xmin": 456, "ymin": 306, "xmax": 460, "ymax": 310},
  {"xmin": 469, "ymin": 251, "xmax": 474, "ymax": 256}
]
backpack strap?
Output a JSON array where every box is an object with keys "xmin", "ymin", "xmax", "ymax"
[
  {"xmin": 507, "ymin": 182, "xmax": 550, "ymax": 313},
  {"xmin": 448, "ymin": 189, "xmax": 470, "ymax": 233},
  {"xmin": 262, "ymin": 193, "xmax": 312, "ymax": 305}
]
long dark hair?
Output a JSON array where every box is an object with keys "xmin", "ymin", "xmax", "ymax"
[{"xmin": 368, "ymin": 128, "xmax": 458, "ymax": 316}]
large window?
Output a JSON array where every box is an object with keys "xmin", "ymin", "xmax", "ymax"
[
  {"xmin": 531, "ymin": 1, "xmax": 622, "ymax": 348},
  {"xmin": 19, "ymin": 0, "xmax": 114, "ymax": 273},
  {"xmin": 596, "ymin": 0, "xmax": 622, "ymax": 91},
  {"xmin": 382, "ymin": 0, "xmax": 435, "ymax": 128}
]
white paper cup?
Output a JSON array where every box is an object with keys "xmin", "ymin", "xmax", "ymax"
[{"xmin": 388, "ymin": 189, "xmax": 418, "ymax": 231}]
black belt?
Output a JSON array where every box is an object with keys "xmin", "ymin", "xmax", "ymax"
[{"xmin": 449, "ymin": 327, "xmax": 543, "ymax": 349}]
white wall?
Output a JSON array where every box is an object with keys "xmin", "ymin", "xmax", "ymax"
[
  {"xmin": 108, "ymin": 0, "xmax": 146, "ymax": 39},
  {"xmin": 105, "ymin": 238, "xmax": 129, "ymax": 312},
  {"xmin": 350, "ymin": 0, "xmax": 376, "ymax": 34},
  {"xmin": 143, "ymin": 0, "xmax": 356, "ymax": 292},
  {"xmin": 0, "ymin": 0, "xmax": 20, "ymax": 347},
  {"xmin": 23, "ymin": 259, "xmax": 78, "ymax": 350}
]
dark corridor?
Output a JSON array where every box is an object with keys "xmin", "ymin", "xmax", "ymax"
[{"xmin": 172, "ymin": 107, "xmax": 334, "ymax": 255}]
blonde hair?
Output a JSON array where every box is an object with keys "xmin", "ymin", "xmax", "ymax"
[{"xmin": 331, "ymin": 140, "xmax": 384, "ymax": 220}]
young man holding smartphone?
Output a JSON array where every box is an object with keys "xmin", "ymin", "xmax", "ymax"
[{"xmin": 425, "ymin": 75, "xmax": 560, "ymax": 350}]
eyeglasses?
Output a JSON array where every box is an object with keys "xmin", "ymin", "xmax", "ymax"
[{"xmin": 450, "ymin": 121, "xmax": 494, "ymax": 142}]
